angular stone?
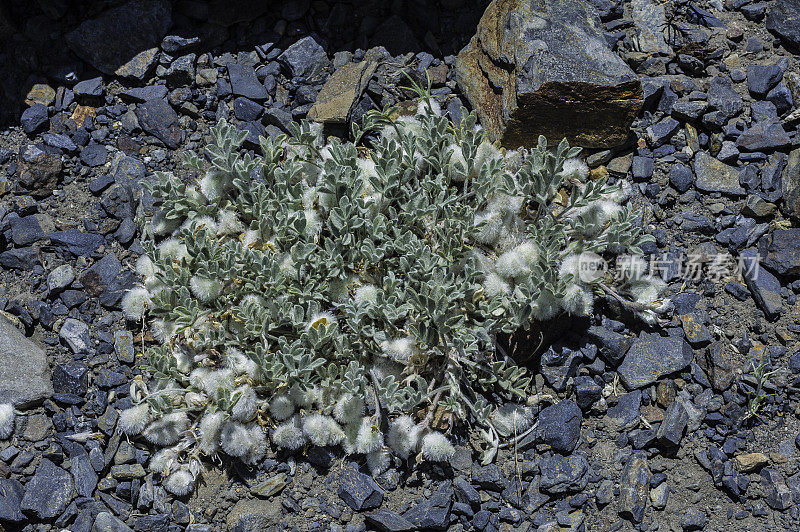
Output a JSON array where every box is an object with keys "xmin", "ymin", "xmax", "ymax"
[
  {"xmin": 278, "ymin": 36, "xmax": 329, "ymax": 80},
  {"xmin": 119, "ymin": 85, "xmax": 169, "ymax": 103},
  {"xmin": 538, "ymin": 454, "xmax": 589, "ymax": 494},
  {"xmin": 93, "ymin": 512, "xmax": 134, "ymax": 531},
  {"xmin": 338, "ymin": 463, "xmax": 384, "ymax": 511},
  {"xmin": 700, "ymin": 341, "xmax": 736, "ymax": 392},
  {"xmin": 679, "ymin": 313, "xmax": 712, "ymax": 346},
  {"xmin": 402, "ymin": 491, "xmax": 452, "ymax": 530},
  {"xmin": 630, "ymin": 0, "xmax": 671, "ymax": 55},
  {"xmin": 70, "ymin": 446, "xmax": 99, "ymax": 498},
  {"xmin": 758, "ymin": 228, "xmax": 800, "ymax": 275},
  {"xmin": 618, "ymin": 456, "xmax": 650, "ymax": 523},
  {"xmin": 736, "ymin": 122, "xmax": 791, "ymax": 152},
  {"xmin": 308, "ymin": 61, "xmax": 377, "ymax": 125},
  {"xmin": 693, "ymin": 152, "xmax": 745, "ymax": 195},
  {"xmin": 707, "ymin": 76, "xmax": 743, "ymax": 120},
  {"xmin": 21, "ymin": 104, "xmax": 49, "ymax": 135},
  {"xmin": 618, "ymin": 333, "xmax": 693, "ymax": 389},
  {"xmin": 16, "ymin": 145, "xmax": 62, "ymax": 197},
  {"xmin": 761, "ymin": 468, "xmax": 792, "ymax": 510},
  {"xmin": 536, "ymin": 400, "xmax": 582, "ymax": 453},
  {"xmin": 606, "ymin": 390, "xmax": 642, "ymax": 431},
  {"xmin": 740, "ymin": 248, "xmax": 782, "ymax": 320},
  {"xmin": 20, "ymin": 459, "xmax": 75, "ymax": 519},
  {"xmin": 60, "ymin": 318, "xmax": 91, "ymax": 354},
  {"xmin": 733, "ymin": 452, "xmax": 769, "ymax": 473},
  {"xmin": 366, "ymin": 509, "xmax": 415, "ymax": 532},
  {"xmin": 65, "ymin": 0, "xmax": 171, "ymax": 75},
  {"xmin": 455, "ymin": 0, "xmax": 642, "ymax": 149},
  {"xmin": 0, "ymin": 479, "xmax": 24, "ymax": 523},
  {"xmin": 47, "ymin": 229, "xmax": 105, "ymax": 257},
  {"xmin": 226, "ymin": 498, "xmax": 282, "ymax": 530},
  {"xmin": 135, "ymin": 98, "xmax": 182, "ymax": 149},
  {"xmin": 115, "ymin": 47, "xmax": 159, "ymax": 81},
  {"xmin": 655, "ymin": 400, "xmax": 688, "ymax": 447},
  {"xmin": 766, "ymin": 0, "xmax": 800, "ymax": 50},
  {"xmin": 228, "ymin": 63, "xmax": 269, "ymax": 101},
  {"xmin": 0, "ymin": 315, "xmax": 52, "ymax": 407},
  {"xmin": 747, "ymin": 64, "xmax": 784, "ymax": 97}
]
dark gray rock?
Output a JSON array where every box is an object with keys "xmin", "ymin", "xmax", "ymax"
[
  {"xmin": 278, "ymin": 36, "xmax": 329, "ymax": 80},
  {"xmin": 539, "ymin": 343, "xmax": 580, "ymax": 392},
  {"xmin": 119, "ymin": 86, "xmax": 169, "ymax": 103},
  {"xmin": 740, "ymin": 248, "xmax": 782, "ymax": 320},
  {"xmin": 758, "ymin": 228, "xmax": 800, "ymax": 275},
  {"xmin": 93, "ymin": 512, "xmax": 134, "ymax": 531},
  {"xmin": 656, "ymin": 400, "xmax": 688, "ymax": 448},
  {"xmin": 587, "ymin": 325, "xmax": 632, "ymax": 365},
  {"xmin": 680, "ymin": 508, "xmax": 707, "ymax": 531},
  {"xmin": 233, "ymin": 97, "xmax": 264, "ymax": 121},
  {"xmin": 538, "ymin": 454, "xmax": 589, "ymax": 494},
  {"xmin": 669, "ymin": 164, "xmax": 694, "ymax": 193},
  {"xmin": 700, "ymin": 341, "xmax": 737, "ymax": 392},
  {"xmin": 575, "ymin": 376, "xmax": 602, "ymax": 410},
  {"xmin": 766, "ymin": 0, "xmax": 800, "ymax": 49},
  {"xmin": 73, "ymin": 77, "xmax": 104, "ymax": 99},
  {"xmin": 80, "ymin": 143, "xmax": 109, "ymax": 167},
  {"xmin": 43, "ymin": 133, "xmax": 77, "ymax": 152},
  {"xmin": 48, "ymin": 230, "xmax": 104, "ymax": 257},
  {"xmin": 135, "ymin": 98, "xmax": 182, "ymax": 149},
  {"xmin": 761, "ymin": 468, "xmax": 792, "ymax": 510},
  {"xmin": 53, "ymin": 361, "xmax": 89, "ymax": 396},
  {"xmin": 707, "ymin": 76, "xmax": 743, "ymax": 119},
  {"xmin": 453, "ymin": 477, "xmax": 480, "ymax": 508},
  {"xmin": 228, "ymin": 63, "xmax": 269, "ymax": 101},
  {"xmin": 536, "ymin": 400, "xmax": 582, "ymax": 453},
  {"xmin": 0, "ymin": 478, "xmax": 25, "ymax": 523},
  {"xmin": 646, "ymin": 117, "xmax": 680, "ymax": 147},
  {"xmin": 161, "ymin": 35, "xmax": 200, "ymax": 53},
  {"xmin": 0, "ymin": 315, "xmax": 53, "ymax": 407},
  {"xmin": 366, "ymin": 509, "xmax": 415, "ymax": 532},
  {"xmin": 471, "ymin": 464, "xmax": 507, "ymax": 491},
  {"xmin": 402, "ymin": 491, "xmax": 452, "ymax": 530},
  {"xmin": 693, "ymin": 152, "xmax": 745, "ymax": 195},
  {"xmin": 736, "ymin": 122, "xmax": 791, "ymax": 152},
  {"xmin": 618, "ymin": 333, "xmax": 693, "ymax": 389},
  {"xmin": 16, "ymin": 144, "xmax": 62, "ymax": 197},
  {"xmin": 70, "ymin": 446, "xmax": 98, "ymax": 498},
  {"xmin": 20, "ymin": 459, "xmax": 75, "ymax": 519},
  {"xmin": 65, "ymin": 0, "xmax": 172, "ymax": 75},
  {"xmin": 671, "ymin": 100, "xmax": 707, "ymax": 122},
  {"xmin": 21, "ymin": 104, "xmax": 49, "ymax": 135},
  {"xmin": 338, "ymin": 463, "xmax": 384, "ymax": 511},
  {"xmin": 631, "ymin": 156, "xmax": 654, "ymax": 179},
  {"xmin": 59, "ymin": 318, "xmax": 91, "ymax": 354},
  {"xmin": 617, "ymin": 455, "xmax": 650, "ymax": 523},
  {"xmin": 767, "ymin": 83, "xmax": 794, "ymax": 114},
  {"xmin": 10, "ymin": 215, "xmax": 44, "ymax": 246},
  {"xmin": 455, "ymin": 0, "xmax": 642, "ymax": 149},
  {"xmin": 0, "ymin": 247, "xmax": 41, "ymax": 270},
  {"xmin": 606, "ymin": 390, "xmax": 642, "ymax": 431},
  {"xmin": 165, "ymin": 54, "xmax": 196, "ymax": 88},
  {"xmin": 746, "ymin": 64, "xmax": 783, "ymax": 97}
]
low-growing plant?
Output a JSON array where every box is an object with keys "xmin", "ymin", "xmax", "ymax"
[{"xmin": 120, "ymin": 91, "xmax": 667, "ymax": 495}]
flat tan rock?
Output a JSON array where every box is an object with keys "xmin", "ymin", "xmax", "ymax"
[{"xmin": 308, "ymin": 60, "xmax": 378, "ymax": 125}]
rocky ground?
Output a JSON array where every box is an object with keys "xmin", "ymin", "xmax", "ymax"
[{"xmin": 2, "ymin": 0, "xmax": 800, "ymax": 530}]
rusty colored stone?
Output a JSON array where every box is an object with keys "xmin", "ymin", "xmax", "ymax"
[{"xmin": 455, "ymin": 0, "xmax": 642, "ymax": 149}]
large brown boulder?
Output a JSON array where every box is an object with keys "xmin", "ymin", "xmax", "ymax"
[{"xmin": 455, "ymin": 0, "xmax": 643, "ymax": 149}]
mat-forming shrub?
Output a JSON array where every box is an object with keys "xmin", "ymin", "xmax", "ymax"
[{"xmin": 121, "ymin": 96, "xmax": 666, "ymax": 495}]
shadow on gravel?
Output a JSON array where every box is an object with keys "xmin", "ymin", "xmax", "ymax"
[{"xmin": 0, "ymin": 0, "xmax": 488, "ymax": 128}]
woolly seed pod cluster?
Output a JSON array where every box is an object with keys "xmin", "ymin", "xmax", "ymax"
[{"xmin": 120, "ymin": 95, "xmax": 665, "ymax": 494}]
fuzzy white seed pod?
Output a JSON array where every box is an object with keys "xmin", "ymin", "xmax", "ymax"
[
  {"xmin": 190, "ymin": 275, "xmax": 223, "ymax": 303},
  {"xmin": 118, "ymin": 403, "xmax": 150, "ymax": 436},
  {"xmin": 483, "ymin": 272, "xmax": 511, "ymax": 298},
  {"xmin": 289, "ymin": 384, "xmax": 318, "ymax": 409},
  {"xmin": 150, "ymin": 209, "xmax": 180, "ymax": 236},
  {"xmin": 617, "ymin": 255, "xmax": 648, "ymax": 282},
  {"xmin": 560, "ymin": 157, "xmax": 589, "ymax": 181},
  {"xmin": 135, "ymin": 255, "xmax": 157, "ymax": 279},
  {"xmin": 495, "ymin": 249, "xmax": 530, "ymax": 281},
  {"xmin": 231, "ymin": 386, "xmax": 259, "ymax": 422},
  {"xmin": 200, "ymin": 170, "xmax": 227, "ymax": 201},
  {"xmin": 172, "ymin": 351, "xmax": 192, "ymax": 374},
  {"xmin": 184, "ymin": 392, "xmax": 207, "ymax": 411},
  {"xmin": 515, "ymin": 241, "xmax": 540, "ymax": 267},
  {"xmin": 531, "ymin": 291, "xmax": 560, "ymax": 321},
  {"xmin": 242, "ymin": 229, "xmax": 261, "ymax": 248},
  {"xmin": 152, "ymin": 319, "xmax": 176, "ymax": 343},
  {"xmin": 381, "ymin": 336, "xmax": 416, "ymax": 364},
  {"xmin": 561, "ymin": 283, "xmax": 594, "ymax": 316},
  {"xmin": 630, "ymin": 276, "xmax": 666, "ymax": 304},
  {"xmin": 602, "ymin": 180, "xmax": 632, "ymax": 203},
  {"xmin": 225, "ymin": 349, "xmax": 257, "ymax": 379},
  {"xmin": 302, "ymin": 413, "xmax": 338, "ymax": 447},
  {"xmin": 121, "ymin": 287, "xmax": 151, "ymax": 321},
  {"xmin": 163, "ymin": 466, "xmax": 195, "ymax": 496},
  {"xmin": 354, "ymin": 284, "xmax": 379, "ymax": 306},
  {"xmin": 487, "ymin": 193, "xmax": 524, "ymax": 215},
  {"xmin": 333, "ymin": 394, "xmax": 365, "ymax": 425},
  {"xmin": 420, "ymin": 431, "xmax": 455, "ymax": 462},
  {"xmin": 269, "ymin": 394, "xmax": 295, "ymax": 421},
  {"xmin": 199, "ymin": 411, "xmax": 225, "ymax": 455},
  {"xmin": 220, "ymin": 421, "xmax": 252, "ymax": 457},
  {"xmin": 0, "ymin": 404, "xmax": 15, "ymax": 439},
  {"xmin": 181, "ymin": 215, "xmax": 217, "ymax": 234},
  {"xmin": 386, "ymin": 415, "xmax": 421, "ymax": 459},
  {"xmin": 158, "ymin": 238, "xmax": 189, "ymax": 263},
  {"xmin": 417, "ymin": 98, "xmax": 441, "ymax": 117},
  {"xmin": 304, "ymin": 209, "xmax": 323, "ymax": 236},
  {"xmin": 242, "ymin": 425, "xmax": 267, "ymax": 465},
  {"xmin": 216, "ymin": 210, "xmax": 245, "ymax": 236},
  {"xmin": 271, "ymin": 416, "xmax": 307, "ymax": 450},
  {"xmin": 355, "ymin": 417, "xmax": 383, "ymax": 454},
  {"xmin": 473, "ymin": 142, "xmax": 502, "ymax": 178},
  {"xmin": 143, "ymin": 412, "xmax": 189, "ymax": 446},
  {"xmin": 357, "ymin": 157, "xmax": 379, "ymax": 182},
  {"xmin": 148, "ymin": 448, "xmax": 178, "ymax": 475},
  {"xmin": 473, "ymin": 210, "xmax": 503, "ymax": 246},
  {"xmin": 366, "ymin": 447, "xmax": 392, "ymax": 477},
  {"xmin": 490, "ymin": 404, "xmax": 534, "ymax": 438}
]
